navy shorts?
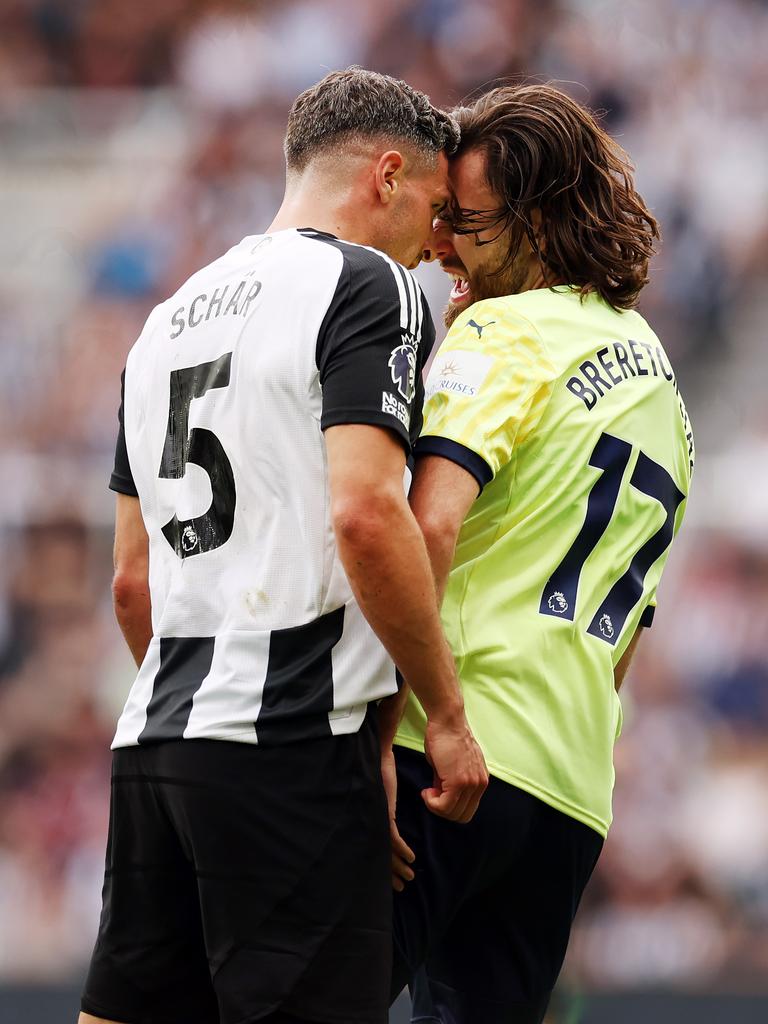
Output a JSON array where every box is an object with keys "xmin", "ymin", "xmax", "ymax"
[
  {"xmin": 391, "ymin": 746, "xmax": 603, "ymax": 1024},
  {"xmin": 82, "ymin": 713, "xmax": 391, "ymax": 1024}
]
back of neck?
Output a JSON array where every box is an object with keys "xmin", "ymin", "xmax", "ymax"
[{"xmin": 267, "ymin": 164, "xmax": 371, "ymax": 245}]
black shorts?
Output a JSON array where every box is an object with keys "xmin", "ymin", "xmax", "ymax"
[
  {"xmin": 391, "ymin": 746, "xmax": 603, "ymax": 1024},
  {"xmin": 82, "ymin": 713, "xmax": 391, "ymax": 1024}
]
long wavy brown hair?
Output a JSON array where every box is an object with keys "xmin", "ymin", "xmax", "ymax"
[{"xmin": 449, "ymin": 84, "xmax": 659, "ymax": 310}]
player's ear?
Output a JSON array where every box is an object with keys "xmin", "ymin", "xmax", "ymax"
[{"xmin": 375, "ymin": 151, "xmax": 405, "ymax": 205}]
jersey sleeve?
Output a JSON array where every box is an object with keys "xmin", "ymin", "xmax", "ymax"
[
  {"xmin": 316, "ymin": 245, "xmax": 435, "ymax": 452},
  {"xmin": 109, "ymin": 369, "xmax": 138, "ymax": 496},
  {"xmin": 416, "ymin": 300, "xmax": 557, "ymax": 488},
  {"xmin": 639, "ymin": 598, "xmax": 656, "ymax": 627}
]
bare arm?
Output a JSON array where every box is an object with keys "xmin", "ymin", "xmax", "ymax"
[
  {"xmin": 112, "ymin": 493, "xmax": 152, "ymax": 667},
  {"xmin": 377, "ymin": 454, "xmax": 479, "ymax": 746},
  {"xmin": 325, "ymin": 424, "xmax": 487, "ymax": 822},
  {"xmin": 380, "ymin": 451, "xmax": 482, "ymax": 884},
  {"xmin": 615, "ymin": 626, "xmax": 644, "ymax": 692},
  {"xmin": 378, "ymin": 454, "xmax": 479, "ymax": 757},
  {"xmin": 378, "ymin": 681, "xmax": 410, "ymax": 750},
  {"xmin": 409, "ymin": 454, "xmax": 480, "ymax": 603}
]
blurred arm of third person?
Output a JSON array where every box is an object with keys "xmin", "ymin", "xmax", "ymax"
[{"xmin": 325, "ymin": 424, "xmax": 487, "ymax": 823}]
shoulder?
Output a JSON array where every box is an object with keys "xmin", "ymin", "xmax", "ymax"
[
  {"xmin": 125, "ymin": 298, "xmax": 169, "ymax": 364},
  {"xmin": 444, "ymin": 296, "xmax": 554, "ymax": 371},
  {"xmin": 450, "ymin": 295, "xmax": 546, "ymax": 337},
  {"xmin": 302, "ymin": 231, "xmax": 428, "ymax": 332},
  {"xmin": 298, "ymin": 230, "xmax": 409, "ymax": 282},
  {"xmin": 302, "ymin": 229, "xmax": 421, "ymax": 293}
]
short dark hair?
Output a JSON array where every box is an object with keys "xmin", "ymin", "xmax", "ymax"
[
  {"xmin": 284, "ymin": 67, "xmax": 460, "ymax": 172},
  {"xmin": 450, "ymin": 84, "xmax": 659, "ymax": 310}
]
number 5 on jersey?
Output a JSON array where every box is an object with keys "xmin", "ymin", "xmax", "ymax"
[
  {"xmin": 540, "ymin": 431, "xmax": 685, "ymax": 645},
  {"xmin": 159, "ymin": 353, "xmax": 236, "ymax": 559}
]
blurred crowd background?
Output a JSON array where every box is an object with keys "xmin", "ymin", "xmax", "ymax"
[{"xmin": 1, "ymin": 0, "xmax": 767, "ymax": 1002}]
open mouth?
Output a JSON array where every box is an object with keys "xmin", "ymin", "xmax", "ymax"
[{"xmin": 449, "ymin": 273, "xmax": 472, "ymax": 305}]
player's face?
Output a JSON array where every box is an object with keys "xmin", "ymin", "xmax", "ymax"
[
  {"xmin": 425, "ymin": 148, "xmax": 534, "ymax": 327},
  {"xmin": 386, "ymin": 152, "xmax": 451, "ymax": 270}
]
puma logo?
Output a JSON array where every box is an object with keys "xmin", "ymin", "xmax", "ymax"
[{"xmin": 468, "ymin": 319, "xmax": 495, "ymax": 338}]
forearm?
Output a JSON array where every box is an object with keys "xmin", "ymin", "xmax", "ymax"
[
  {"xmin": 378, "ymin": 525, "xmax": 452, "ymax": 758},
  {"xmin": 332, "ymin": 441, "xmax": 487, "ymax": 822},
  {"xmin": 614, "ymin": 626, "xmax": 643, "ymax": 692},
  {"xmin": 113, "ymin": 582, "xmax": 152, "ymax": 667},
  {"xmin": 378, "ymin": 682, "xmax": 411, "ymax": 749},
  {"xmin": 408, "ymin": 455, "xmax": 477, "ymax": 606},
  {"xmin": 112, "ymin": 494, "xmax": 151, "ymax": 668},
  {"xmin": 335, "ymin": 493, "xmax": 463, "ymax": 723},
  {"xmin": 418, "ymin": 525, "xmax": 457, "ymax": 607}
]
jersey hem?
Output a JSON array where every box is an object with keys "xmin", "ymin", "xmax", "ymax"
[
  {"xmin": 111, "ymin": 730, "xmax": 259, "ymax": 749},
  {"xmin": 320, "ymin": 409, "xmax": 411, "ymax": 449},
  {"xmin": 415, "ymin": 435, "xmax": 492, "ymax": 490},
  {"xmin": 393, "ymin": 734, "xmax": 609, "ymax": 838},
  {"xmin": 112, "ymin": 713, "xmax": 376, "ymax": 750},
  {"xmin": 109, "ymin": 475, "xmax": 139, "ymax": 497}
]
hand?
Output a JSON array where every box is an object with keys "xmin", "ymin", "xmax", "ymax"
[
  {"xmin": 422, "ymin": 714, "xmax": 488, "ymax": 823},
  {"xmin": 381, "ymin": 746, "xmax": 416, "ymax": 892}
]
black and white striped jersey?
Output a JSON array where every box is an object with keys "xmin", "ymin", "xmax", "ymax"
[{"xmin": 109, "ymin": 227, "xmax": 435, "ymax": 748}]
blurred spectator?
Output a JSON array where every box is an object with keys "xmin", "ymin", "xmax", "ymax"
[{"xmin": 1, "ymin": 0, "xmax": 768, "ymax": 991}]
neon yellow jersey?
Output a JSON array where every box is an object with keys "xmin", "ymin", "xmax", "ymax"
[{"xmin": 396, "ymin": 287, "xmax": 694, "ymax": 837}]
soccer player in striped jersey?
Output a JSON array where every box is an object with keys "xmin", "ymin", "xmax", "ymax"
[
  {"xmin": 385, "ymin": 85, "xmax": 694, "ymax": 1023},
  {"xmin": 79, "ymin": 69, "xmax": 486, "ymax": 1024}
]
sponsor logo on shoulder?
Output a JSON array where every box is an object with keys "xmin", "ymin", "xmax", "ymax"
[
  {"xmin": 388, "ymin": 331, "xmax": 418, "ymax": 402},
  {"xmin": 425, "ymin": 349, "xmax": 494, "ymax": 401},
  {"xmin": 439, "ymin": 358, "xmax": 461, "ymax": 377},
  {"xmin": 467, "ymin": 318, "xmax": 495, "ymax": 338},
  {"xmin": 382, "ymin": 391, "xmax": 410, "ymax": 427}
]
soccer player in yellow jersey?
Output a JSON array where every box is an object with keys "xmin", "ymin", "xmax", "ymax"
[{"xmin": 382, "ymin": 85, "xmax": 694, "ymax": 1023}]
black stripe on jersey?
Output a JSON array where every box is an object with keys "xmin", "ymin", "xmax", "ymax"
[
  {"xmin": 255, "ymin": 605, "xmax": 346, "ymax": 744},
  {"xmin": 415, "ymin": 436, "xmax": 493, "ymax": 492},
  {"xmin": 138, "ymin": 636, "xmax": 215, "ymax": 743},
  {"xmin": 305, "ymin": 229, "xmax": 435, "ymax": 453},
  {"xmin": 402, "ymin": 261, "xmax": 422, "ymax": 339},
  {"xmin": 395, "ymin": 261, "xmax": 413, "ymax": 333}
]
